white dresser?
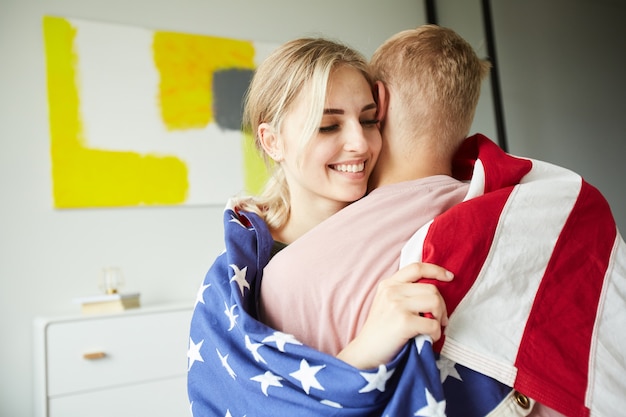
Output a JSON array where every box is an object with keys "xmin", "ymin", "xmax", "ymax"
[{"xmin": 33, "ymin": 303, "xmax": 193, "ymax": 417}]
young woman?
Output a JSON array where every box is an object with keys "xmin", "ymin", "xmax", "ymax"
[
  {"xmin": 237, "ymin": 37, "xmax": 382, "ymax": 248},
  {"xmin": 187, "ymin": 37, "xmax": 451, "ymax": 416}
]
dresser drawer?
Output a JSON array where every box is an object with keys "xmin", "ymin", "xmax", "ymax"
[
  {"xmin": 45, "ymin": 308, "xmax": 192, "ymax": 397},
  {"xmin": 49, "ymin": 376, "xmax": 188, "ymax": 417}
]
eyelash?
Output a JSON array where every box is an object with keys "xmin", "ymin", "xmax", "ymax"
[{"xmin": 319, "ymin": 119, "xmax": 379, "ymax": 133}]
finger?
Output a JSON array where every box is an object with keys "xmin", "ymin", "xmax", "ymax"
[
  {"xmin": 398, "ymin": 313, "xmax": 443, "ymax": 342},
  {"xmin": 419, "ymin": 316, "xmax": 443, "ymax": 341},
  {"xmin": 419, "ymin": 295, "xmax": 449, "ymax": 327},
  {"xmin": 394, "ymin": 293, "xmax": 448, "ymax": 325},
  {"xmin": 391, "ymin": 262, "xmax": 454, "ymax": 284}
]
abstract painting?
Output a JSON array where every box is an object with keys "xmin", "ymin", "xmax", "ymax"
[{"xmin": 43, "ymin": 16, "xmax": 275, "ymax": 208}]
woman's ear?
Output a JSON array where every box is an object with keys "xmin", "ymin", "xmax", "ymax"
[
  {"xmin": 258, "ymin": 123, "xmax": 283, "ymax": 162},
  {"xmin": 374, "ymin": 81, "xmax": 388, "ymax": 125}
]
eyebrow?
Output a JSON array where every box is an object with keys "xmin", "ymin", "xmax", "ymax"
[{"xmin": 323, "ymin": 102, "xmax": 377, "ymax": 115}]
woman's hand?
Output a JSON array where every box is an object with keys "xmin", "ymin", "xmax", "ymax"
[{"xmin": 336, "ymin": 262, "xmax": 453, "ymax": 369}]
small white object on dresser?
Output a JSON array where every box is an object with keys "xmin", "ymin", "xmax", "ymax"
[{"xmin": 33, "ymin": 303, "xmax": 193, "ymax": 417}]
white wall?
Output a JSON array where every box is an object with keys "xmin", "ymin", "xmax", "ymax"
[
  {"xmin": 436, "ymin": 0, "xmax": 499, "ymax": 142},
  {"xmin": 492, "ymin": 0, "xmax": 626, "ymax": 233},
  {"xmin": 439, "ymin": 0, "xmax": 626, "ymax": 233},
  {"xmin": 0, "ymin": 1, "xmax": 426, "ymax": 415}
]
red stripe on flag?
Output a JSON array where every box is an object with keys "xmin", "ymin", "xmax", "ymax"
[
  {"xmin": 422, "ymin": 188, "xmax": 512, "ymax": 315},
  {"xmin": 514, "ymin": 181, "xmax": 616, "ymax": 417},
  {"xmin": 452, "ymin": 134, "xmax": 533, "ymax": 193}
]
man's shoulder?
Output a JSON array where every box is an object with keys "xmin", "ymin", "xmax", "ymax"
[{"xmin": 356, "ymin": 175, "xmax": 468, "ymax": 207}]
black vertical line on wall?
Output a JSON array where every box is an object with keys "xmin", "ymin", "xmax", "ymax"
[
  {"xmin": 425, "ymin": 0, "xmax": 438, "ymax": 25},
  {"xmin": 481, "ymin": 0, "xmax": 508, "ymax": 152}
]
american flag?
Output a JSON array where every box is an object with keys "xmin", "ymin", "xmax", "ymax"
[
  {"xmin": 188, "ymin": 200, "xmax": 454, "ymax": 416},
  {"xmin": 401, "ymin": 134, "xmax": 626, "ymax": 416}
]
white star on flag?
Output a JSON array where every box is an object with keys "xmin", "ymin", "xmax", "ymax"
[
  {"xmin": 358, "ymin": 364, "xmax": 395, "ymax": 393},
  {"xmin": 224, "ymin": 301, "xmax": 238, "ymax": 331},
  {"xmin": 217, "ymin": 348, "xmax": 236, "ymax": 379},
  {"xmin": 262, "ymin": 331, "xmax": 302, "ymax": 352},
  {"xmin": 437, "ymin": 355, "xmax": 462, "ymax": 383},
  {"xmin": 187, "ymin": 337, "xmax": 204, "ymax": 370},
  {"xmin": 251, "ymin": 371, "xmax": 283, "ymax": 396},
  {"xmin": 245, "ymin": 335, "xmax": 267, "ymax": 364},
  {"xmin": 195, "ymin": 283, "xmax": 210, "ymax": 307},
  {"xmin": 414, "ymin": 334, "xmax": 432, "ymax": 353},
  {"xmin": 414, "ymin": 388, "xmax": 446, "ymax": 416},
  {"xmin": 320, "ymin": 399, "xmax": 343, "ymax": 408},
  {"xmin": 229, "ymin": 264, "xmax": 250, "ymax": 296},
  {"xmin": 289, "ymin": 359, "xmax": 326, "ymax": 394}
]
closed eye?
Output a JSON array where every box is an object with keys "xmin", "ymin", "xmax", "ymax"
[
  {"xmin": 361, "ymin": 119, "xmax": 379, "ymax": 128},
  {"xmin": 319, "ymin": 119, "xmax": 379, "ymax": 133},
  {"xmin": 319, "ymin": 124, "xmax": 339, "ymax": 133}
]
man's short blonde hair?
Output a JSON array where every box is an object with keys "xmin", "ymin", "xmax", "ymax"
[{"xmin": 370, "ymin": 25, "xmax": 491, "ymax": 157}]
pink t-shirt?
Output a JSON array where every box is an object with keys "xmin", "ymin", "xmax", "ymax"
[{"xmin": 260, "ymin": 175, "xmax": 468, "ymax": 355}]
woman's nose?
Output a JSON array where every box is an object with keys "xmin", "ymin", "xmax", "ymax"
[{"xmin": 343, "ymin": 123, "xmax": 369, "ymax": 152}]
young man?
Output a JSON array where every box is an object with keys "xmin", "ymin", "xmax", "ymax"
[{"xmin": 260, "ymin": 25, "xmax": 626, "ymax": 417}]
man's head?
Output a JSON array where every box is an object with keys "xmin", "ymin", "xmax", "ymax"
[{"xmin": 369, "ymin": 25, "xmax": 491, "ymax": 187}]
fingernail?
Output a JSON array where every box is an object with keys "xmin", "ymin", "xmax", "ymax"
[{"xmin": 445, "ymin": 270, "xmax": 454, "ymax": 279}]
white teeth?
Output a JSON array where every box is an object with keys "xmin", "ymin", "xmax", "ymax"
[{"xmin": 333, "ymin": 162, "xmax": 365, "ymax": 173}]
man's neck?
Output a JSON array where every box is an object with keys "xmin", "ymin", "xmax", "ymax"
[{"xmin": 369, "ymin": 156, "xmax": 452, "ymax": 191}]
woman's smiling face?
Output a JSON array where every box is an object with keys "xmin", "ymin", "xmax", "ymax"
[{"xmin": 278, "ymin": 64, "xmax": 382, "ymax": 213}]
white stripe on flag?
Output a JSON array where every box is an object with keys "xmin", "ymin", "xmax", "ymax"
[{"xmin": 587, "ymin": 234, "xmax": 626, "ymax": 416}]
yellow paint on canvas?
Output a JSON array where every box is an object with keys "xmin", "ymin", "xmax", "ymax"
[
  {"xmin": 153, "ymin": 32, "xmax": 256, "ymax": 130},
  {"xmin": 43, "ymin": 16, "xmax": 188, "ymax": 208},
  {"xmin": 44, "ymin": 16, "xmax": 270, "ymax": 207},
  {"xmin": 242, "ymin": 132, "xmax": 271, "ymax": 195}
]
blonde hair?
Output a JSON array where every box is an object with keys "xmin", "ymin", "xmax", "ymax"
[
  {"xmin": 235, "ymin": 37, "xmax": 372, "ymax": 230},
  {"xmin": 370, "ymin": 25, "xmax": 491, "ymax": 157}
]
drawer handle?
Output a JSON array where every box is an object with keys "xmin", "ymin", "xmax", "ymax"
[{"xmin": 83, "ymin": 351, "xmax": 107, "ymax": 360}]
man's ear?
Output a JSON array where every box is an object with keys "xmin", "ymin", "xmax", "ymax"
[
  {"xmin": 374, "ymin": 80, "xmax": 388, "ymax": 125},
  {"xmin": 258, "ymin": 123, "xmax": 283, "ymax": 162}
]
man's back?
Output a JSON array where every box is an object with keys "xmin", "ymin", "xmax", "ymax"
[{"xmin": 260, "ymin": 175, "xmax": 468, "ymax": 354}]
